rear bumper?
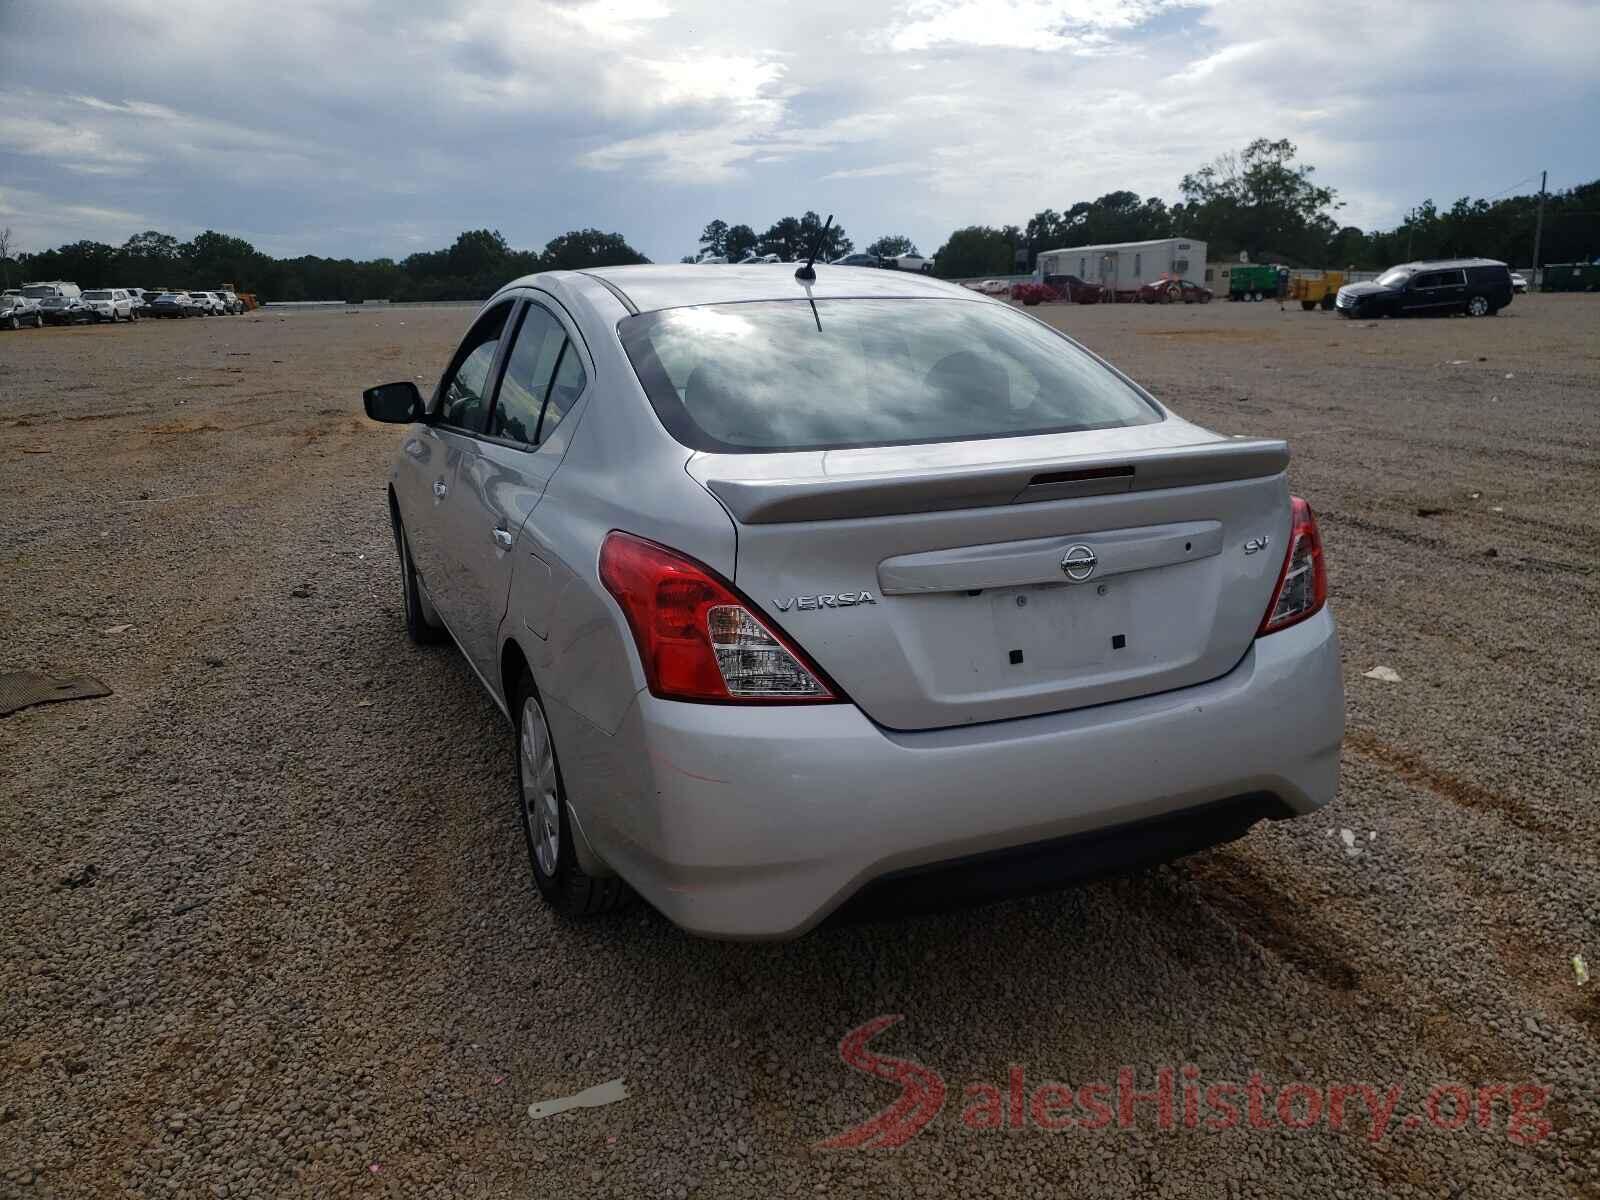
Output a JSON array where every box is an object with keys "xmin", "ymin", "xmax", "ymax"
[{"xmin": 559, "ymin": 608, "xmax": 1344, "ymax": 939}]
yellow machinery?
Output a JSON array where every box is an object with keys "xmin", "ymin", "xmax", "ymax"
[{"xmin": 1289, "ymin": 271, "xmax": 1344, "ymax": 311}]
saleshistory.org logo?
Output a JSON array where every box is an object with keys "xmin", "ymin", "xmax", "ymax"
[{"xmin": 815, "ymin": 1017, "xmax": 1554, "ymax": 1149}]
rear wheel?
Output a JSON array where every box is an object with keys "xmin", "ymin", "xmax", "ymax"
[
  {"xmin": 3, "ymin": 315, "xmax": 16, "ymax": 331},
  {"xmin": 1300, "ymin": 300, "xmax": 1316, "ymax": 311},
  {"xmin": 1466, "ymin": 294, "xmax": 1489, "ymax": 317},
  {"xmin": 1320, "ymin": 294, "xmax": 1336, "ymax": 311},
  {"xmin": 514, "ymin": 670, "xmax": 632, "ymax": 918}
]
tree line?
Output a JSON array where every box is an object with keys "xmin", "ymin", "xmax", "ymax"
[
  {"xmin": 929, "ymin": 139, "xmax": 1599, "ymax": 279},
  {"xmin": 688, "ymin": 213, "xmax": 923, "ymax": 263},
  {"xmin": 3, "ymin": 138, "xmax": 1592, "ymax": 298},
  {"xmin": 1, "ymin": 227, "xmax": 649, "ymax": 301}
]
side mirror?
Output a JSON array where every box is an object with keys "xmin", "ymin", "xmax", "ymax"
[{"xmin": 363, "ymin": 381, "xmax": 425, "ymax": 424}]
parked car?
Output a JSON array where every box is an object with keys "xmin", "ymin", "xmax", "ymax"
[
  {"xmin": 215, "ymin": 288, "xmax": 245, "ymax": 313},
  {"xmin": 829, "ymin": 253, "xmax": 881, "ymax": 267},
  {"xmin": 362, "ymin": 264, "xmax": 1343, "ymax": 939},
  {"xmin": 735, "ymin": 253, "xmax": 781, "ymax": 265},
  {"xmin": 1336, "ymin": 258, "xmax": 1513, "ymax": 319},
  {"xmin": 883, "ymin": 253, "xmax": 933, "ymax": 273},
  {"xmin": 81, "ymin": 288, "xmax": 138, "ymax": 322},
  {"xmin": 188, "ymin": 290, "xmax": 225, "ymax": 315},
  {"xmin": 26, "ymin": 281, "xmax": 85, "ymax": 325},
  {"xmin": 1510, "ymin": 272, "xmax": 1528, "ymax": 294},
  {"xmin": 964, "ymin": 279, "xmax": 1010, "ymax": 295},
  {"xmin": 1009, "ymin": 282, "xmax": 1059, "ymax": 306},
  {"xmin": 1042, "ymin": 273, "xmax": 1103, "ymax": 304},
  {"xmin": 0, "ymin": 289, "xmax": 44, "ymax": 329},
  {"xmin": 124, "ymin": 287, "xmax": 149, "ymax": 314},
  {"xmin": 149, "ymin": 291, "xmax": 199, "ymax": 318},
  {"xmin": 1139, "ymin": 277, "xmax": 1213, "ymax": 304}
]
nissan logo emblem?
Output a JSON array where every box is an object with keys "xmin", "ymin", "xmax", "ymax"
[{"xmin": 1060, "ymin": 544, "xmax": 1098, "ymax": 581}]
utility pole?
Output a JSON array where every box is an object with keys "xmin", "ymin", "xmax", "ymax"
[
  {"xmin": 1531, "ymin": 169, "xmax": 1547, "ymax": 290},
  {"xmin": 1405, "ymin": 208, "xmax": 1415, "ymax": 261}
]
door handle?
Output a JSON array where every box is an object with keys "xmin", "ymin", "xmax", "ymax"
[
  {"xmin": 432, "ymin": 479, "xmax": 448, "ymax": 499},
  {"xmin": 492, "ymin": 526, "xmax": 514, "ymax": 550}
]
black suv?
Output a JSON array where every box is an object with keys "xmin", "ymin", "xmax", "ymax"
[{"xmin": 1335, "ymin": 258, "xmax": 1513, "ymax": 319}]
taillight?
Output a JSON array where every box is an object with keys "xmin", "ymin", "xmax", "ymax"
[
  {"xmin": 1257, "ymin": 496, "xmax": 1328, "ymax": 636},
  {"xmin": 598, "ymin": 532, "xmax": 840, "ymax": 704}
]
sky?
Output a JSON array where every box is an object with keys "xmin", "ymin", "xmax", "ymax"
[{"xmin": 1, "ymin": 0, "xmax": 1595, "ymax": 264}]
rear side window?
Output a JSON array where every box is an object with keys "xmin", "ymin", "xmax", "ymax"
[
  {"xmin": 540, "ymin": 341, "xmax": 586, "ymax": 440},
  {"xmin": 492, "ymin": 304, "xmax": 566, "ymax": 445},
  {"xmin": 619, "ymin": 298, "xmax": 1161, "ymax": 453}
]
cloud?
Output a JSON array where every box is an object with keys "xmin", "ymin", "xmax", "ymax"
[
  {"xmin": 0, "ymin": 0, "xmax": 1592, "ymax": 264},
  {"xmin": 888, "ymin": 0, "xmax": 1211, "ymax": 52}
]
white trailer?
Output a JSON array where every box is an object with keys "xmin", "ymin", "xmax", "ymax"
[{"xmin": 1036, "ymin": 238, "xmax": 1206, "ymax": 298}]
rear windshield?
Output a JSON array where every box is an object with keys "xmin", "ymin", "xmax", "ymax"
[
  {"xmin": 619, "ymin": 298, "xmax": 1162, "ymax": 452},
  {"xmin": 83, "ymin": 291, "xmax": 112, "ymax": 300}
]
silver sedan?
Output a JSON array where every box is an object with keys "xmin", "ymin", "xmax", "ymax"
[{"xmin": 364, "ymin": 265, "xmax": 1344, "ymax": 939}]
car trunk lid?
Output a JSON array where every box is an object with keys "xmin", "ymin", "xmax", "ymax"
[{"xmin": 690, "ymin": 426, "xmax": 1291, "ymax": 731}]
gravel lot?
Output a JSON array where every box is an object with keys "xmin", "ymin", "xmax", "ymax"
[{"xmin": 2, "ymin": 295, "xmax": 1596, "ymax": 1198}]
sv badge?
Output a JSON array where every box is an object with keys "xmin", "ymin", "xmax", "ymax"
[{"xmin": 1244, "ymin": 536, "xmax": 1271, "ymax": 555}]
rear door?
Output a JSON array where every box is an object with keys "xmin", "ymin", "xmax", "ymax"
[
  {"xmin": 446, "ymin": 292, "xmax": 592, "ymax": 679},
  {"xmin": 1437, "ymin": 268, "xmax": 1467, "ymax": 310}
]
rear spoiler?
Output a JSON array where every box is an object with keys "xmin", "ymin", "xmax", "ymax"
[{"xmin": 700, "ymin": 438, "xmax": 1289, "ymax": 524}]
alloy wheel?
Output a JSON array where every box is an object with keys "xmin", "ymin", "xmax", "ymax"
[{"xmin": 519, "ymin": 696, "xmax": 560, "ymax": 876}]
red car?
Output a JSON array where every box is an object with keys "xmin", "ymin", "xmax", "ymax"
[
  {"xmin": 1041, "ymin": 273, "xmax": 1103, "ymax": 304},
  {"xmin": 1139, "ymin": 277, "xmax": 1213, "ymax": 304}
]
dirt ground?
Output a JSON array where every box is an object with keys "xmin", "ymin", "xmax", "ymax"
[{"xmin": 1, "ymin": 295, "xmax": 1597, "ymax": 1199}]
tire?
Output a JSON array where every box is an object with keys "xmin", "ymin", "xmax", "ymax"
[
  {"xmin": 1320, "ymin": 294, "xmax": 1336, "ymax": 311},
  {"xmin": 1167, "ymin": 285, "xmax": 1181, "ymax": 303},
  {"xmin": 392, "ymin": 512, "xmax": 445, "ymax": 645},
  {"xmin": 513, "ymin": 668, "xmax": 632, "ymax": 918},
  {"xmin": 1251, "ymin": 291, "xmax": 1263, "ymax": 302},
  {"xmin": 1300, "ymin": 300, "xmax": 1316, "ymax": 311},
  {"xmin": 1466, "ymin": 294, "xmax": 1489, "ymax": 317},
  {"xmin": 3, "ymin": 315, "xmax": 16, "ymax": 331},
  {"xmin": 32, "ymin": 313, "xmax": 43, "ymax": 328}
]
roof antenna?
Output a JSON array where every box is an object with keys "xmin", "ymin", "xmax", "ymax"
[{"xmin": 794, "ymin": 214, "xmax": 832, "ymax": 283}]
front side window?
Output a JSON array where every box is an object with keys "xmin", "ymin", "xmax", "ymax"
[
  {"xmin": 438, "ymin": 302, "xmax": 511, "ymax": 432},
  {"xmin": 620, "ymin": 298, "xmax": 1162, "ymax": 453},
  {"xmin": 491, "ymin": 304, "xmax": 567, "ymax": 446}
]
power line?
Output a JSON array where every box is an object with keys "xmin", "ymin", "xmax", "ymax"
[{"xmin": 1483, "ymin": 173, "xmax": 1539, "ymax": 203}]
